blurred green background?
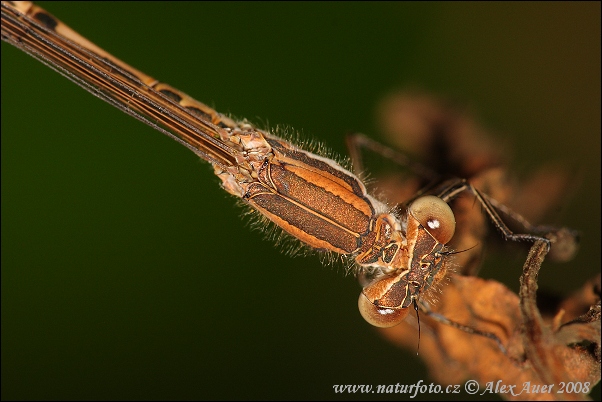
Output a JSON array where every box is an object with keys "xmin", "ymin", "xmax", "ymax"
[{"xmin": 2, "ymin": 2, "xmax": 600, "ymax": 400}]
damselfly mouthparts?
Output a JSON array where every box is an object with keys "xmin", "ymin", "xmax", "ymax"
[{"xmin": 1, "ymin": 1, "xmax": 572, "ymax": 331}]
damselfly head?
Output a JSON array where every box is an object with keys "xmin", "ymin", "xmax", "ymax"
[{"xmin": 358, "ymin": 196, "xmax": 456, "ymax": 327}]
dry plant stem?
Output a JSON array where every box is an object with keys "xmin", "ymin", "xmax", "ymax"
[
  {"xmin": 519, "ymin": 240, "xmax": 601, "ymax": 401},
  {"xmin": 520, "ymin": 240, "xmax": 560, "ymax": 388}
]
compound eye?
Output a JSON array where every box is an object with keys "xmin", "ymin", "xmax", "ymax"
[
  {"xmin": 408, "ymin": 196, "xmax": 456, "ymax": 244},
  {"xmin": 358, "ymin": 292, "xmax": 409, "ymax": 328}
]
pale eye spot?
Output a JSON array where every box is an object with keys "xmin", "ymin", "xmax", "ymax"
[{"xmin": 427, "ymin": 219, "xmax": 440, "ymax": 230}]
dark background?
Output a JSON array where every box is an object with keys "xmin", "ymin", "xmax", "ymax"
[{"xmin": 2, "ymin": 2, "xmax": 600, "ymax": 400}]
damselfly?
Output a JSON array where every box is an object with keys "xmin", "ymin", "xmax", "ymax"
[
  {"xmin": 1, "ymin": 1, "xmax": 573, "ymax": 328},
  {"xmin": 2, "ymin": 2, "xmax": 600, "ymax": 399}
]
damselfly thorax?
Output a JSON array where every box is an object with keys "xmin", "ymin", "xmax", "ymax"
[{"xmin": 1, "ymin": 1, "xmax": 564, "ymax": 329}]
